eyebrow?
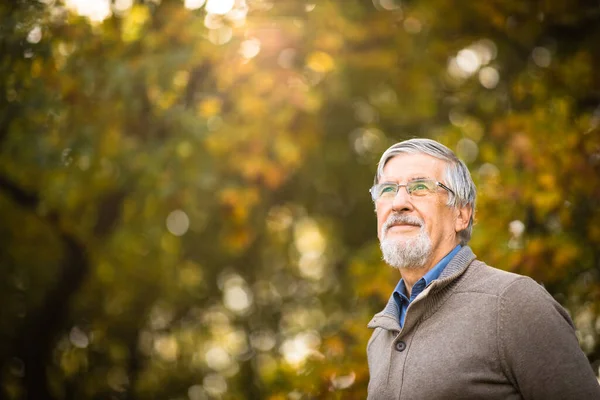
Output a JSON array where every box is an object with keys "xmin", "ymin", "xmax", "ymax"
[{"xmin": 378, "ymin": 176, "xmax": 431, "ymax": 184}]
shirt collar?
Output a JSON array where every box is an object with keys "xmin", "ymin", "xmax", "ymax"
[{"xmin": 393, "ymin": 244, "xmax": 462, "ymax": 301}]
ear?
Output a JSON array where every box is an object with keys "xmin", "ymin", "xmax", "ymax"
[{"xmin": 454, "ymin": 204, "xmax": 472, "ymax": 233}]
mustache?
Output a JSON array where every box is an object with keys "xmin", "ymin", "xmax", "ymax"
[{"xmin": 382, "ymin": 214, "xmax": 424, "ymax": 235}]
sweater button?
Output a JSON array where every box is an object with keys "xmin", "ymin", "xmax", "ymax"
[{"xmin": 394, "ymin": 341, "xmax": 406, "ymax": 352}]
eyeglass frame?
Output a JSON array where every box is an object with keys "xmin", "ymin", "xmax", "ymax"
[{"xmin": 369, "ymin": 179, "xmax": 455, "ymax": 202}]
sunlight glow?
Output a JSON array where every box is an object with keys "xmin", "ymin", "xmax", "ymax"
[
  {"xmin": 294, "ymin": 218, "xmax": 327, "ymax": 279},
  {"xmin": 208, "ymin": 26, "xmax": 233, "ymax": 45},
  {"xmin": 294, "ymin": 218, "xmax": 326, "ymax": 256},
  {"xmin": 226, "ymin": 0, "xmax": 248, "ymax": 25},
  {"xmin": 206, "ymin": 0, "xmax": 235, "ymax": 15},
  {"xmin": 240, "ymin": 38, "xmax": 261, "ymax": 59},
  {"xmin": 471, "ymin": 39, "xmax": 497, "ymax": 65},
  {"xmin": 184, "ymin": 0, "xmax": 207, "ymax": 10},
  {"xmin": 331, "ymin": 371, "xmax": 356, "ymax": 389},
  {"xmin": 65, "ymin": 0, "xmax": 111, "ymax": 22},
  {"xmin": 280, "ymin": 331, "xmax": 321, "ymax": 367},
  {"xmin": 448, "ymin": 39, "xmax": 498, "ymax": 81},
  {"xmin": 222, "ymin": 275, "xmax": 253, "ymax": 314},
  {"xmin": 456, "ymin": 49, "xmax": 480, "ymax": 74},
  {"xmin": 509, "ymin": 220, "xmax": 525, "ymax": 237},
  {"xmin": 26, "ymin": 26, "xmax": 42, "ymax": 44},
  {"xmin": 205, "ymin": 346, "xmax": 233, "ymax": 371},
  {"xmin": 114, "ymin": 0, "xmax": 133, "ymax": 14}
]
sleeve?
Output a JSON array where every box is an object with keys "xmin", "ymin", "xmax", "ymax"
[{"xmin": 497, "ymin": 277, "xmax": 600, "ymax": 400}]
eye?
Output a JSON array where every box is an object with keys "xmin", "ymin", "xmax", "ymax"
[
  {"xmin": 411, "ymin": 183, "xmax": 429, "ymax": 191},
  {"xmin": 378, "ymin": 184, "xmax": 397, "ymax": 197},
  {"xmin": 408, "ymin": 180, "xmax": 434, "ymax": 195}
]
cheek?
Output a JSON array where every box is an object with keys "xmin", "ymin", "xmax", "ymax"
[{"xmin": 375, "ymin": 208, "xmax": 389, "ymax": 239}]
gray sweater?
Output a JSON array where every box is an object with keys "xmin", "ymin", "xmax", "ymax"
[{"xmin": 367, "ymin": 247, "xmax": 600, "ymax": 399}]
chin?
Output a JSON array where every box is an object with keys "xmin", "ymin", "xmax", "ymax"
[
  {"xmin": 380, "ymin": 229, "xmax": 433, "ymax": 269},
  {"xmin": 383, "ymin": 231, "xmax": 417, "ymax": 242}
]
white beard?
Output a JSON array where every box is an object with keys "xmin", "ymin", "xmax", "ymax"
[{"xmin": 380, "ymin": 214, "xmax": 432, "ymax": 269}]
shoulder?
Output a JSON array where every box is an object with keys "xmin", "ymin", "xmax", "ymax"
[
  {"xmin": 457, "ymin": 259, "xmax": 538, "ymax": 297},
  {"xmin": 464, "ymin": 262, "xmax": 576, "ymax": 335}
]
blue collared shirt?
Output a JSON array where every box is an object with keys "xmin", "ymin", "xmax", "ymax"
[{"xmin": 393, "ymin": 245, "xmax": 462, "ymax": 327}]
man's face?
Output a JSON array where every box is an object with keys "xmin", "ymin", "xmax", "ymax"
[{"xmin": 376, "ymin": 153, "xmax": 468, "ymax": 269}]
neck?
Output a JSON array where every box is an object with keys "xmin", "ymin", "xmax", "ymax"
[
  {"xmin": 399, "ymin": 266, "xmax": 430, "ymax": 296},
  {"xmin": 399, "ymin": 243, "xmax": 460, "ymax": 296}
]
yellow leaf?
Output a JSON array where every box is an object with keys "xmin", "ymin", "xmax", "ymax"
[
  {"xmin": 122, "ymin": 5, "xmax": 150, "ymax": 43},
  {"xmin": 197, "ymin": 97, "xmax": 222, "ymax": 118},
  {"xmin": 307, "ymin": 51, "xmax": 335, "ymax": 73}
]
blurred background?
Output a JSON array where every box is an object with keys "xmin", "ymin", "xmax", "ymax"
[{"xmin": 1, "ymin": 0, "xmax": 599, "ymax": 398}]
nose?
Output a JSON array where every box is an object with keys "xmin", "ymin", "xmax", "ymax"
[{"xmin": 391, "ymin": 187, "xmax": 413, "ymax": 213}]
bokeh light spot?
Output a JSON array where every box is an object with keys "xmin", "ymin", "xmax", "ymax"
[
  {"xmin": 403, "ymin": 17, "xmax": 422, "ymax": 34},
  {"xmin": 188, "ymin": 384, "xmax": 207, "ymax": 400},
  {"xmin": 352, "ymin": 100, "xmax": 378, "ymax": 124},
  {"xmin": 479, "ymin": 66, "xmax": 499, "ymax": 89},
  {"xmin": 114, "ymin": 0, "xmax": 133, "ymax": 14},
  {"xmin": 351, "ymin": 127, "xmax": 384, "ymax": 157},
  {"xmin": 331, "ymin": 371, "xmax": 356, "ymax": 389},
  {"xmin": 203, "ymin": 373, "xmax": 227, "ymax": 397},
  {"xmin": 204, "ymin": 12, "xmax": 224, "ymax": 29},
  {"xmin": 294, "ymin": 218, "xmax": 326, "ymax": 256},
  {"xmin": 69, "ymin": 326, "xmax": 89, "ymax": 348},
  {"xmin": 478, "ymin": 163, "xmax": 500, "ymax": 180},
  {"xmin": 509, "ymin": 220, "xmax": 525, "ymax": 237},
  {"xmin": 154, "ymin": 335, "xmax": 179, "ymax": 362},
  {"xmin": 456, "ymin": 138, "xmax": 479, "ymax": 163},
  {"xmin": 456, "ymin": 49, "xmax": 480, "ymax": 74},
  {"xmin": 250, "ymin": 329, "xmax": 276, "ymax": 352},
  {"xmin": 166, "ymin": 210, "xmax": 190, "ymax": 236},
  {"xmin": 184, "ymin": 0, "xmax": 206, "ymax": 10},
  {"xmin": 532, "ymin": 46, "xmax": 551, "ymax": 67},
  {"xmin": 280, "ymin": 331, "xmax": 321, "ymax": 367},
  {"xmin": 65, "ymin": 0, "xmax": 111, "ymax": 22},
  {"xmin": 206, "ymin": 0, "xmax": 234, "ymax": 15},
  {"xmin": 107, "ymin": 367, "xmax": 129, "ymax": 392},
  {"xmin": 208, "ymin": 26, "xmax": 233, "ymax": 45},
  {"xmin": 278, "ymin": 48, "xmax": 297, "ymax": 69},
  {"xmin": 222, "ymin": 275, "xmax": 253, "ymax": 314},
  {"xmin": 205, "ymin": 346, "xmax": 232, "ymax": 371},
  {"xmin": 470, "ymin": 39, "xmax": 497, "ymax": 65},
  {"xmin": 373, "ymin": 0, "xmax": 401, "ymax": 11},
  {"xmin": 240, "ymin": 38, "xmax": 261, "ymax": 59},
  {"xmin": 27, "ymin": 26, "xmax": 42, "ymax": 44},
  {"xmin": 306, "ymin": 51, "xmax": 335, "ymax": 73}
]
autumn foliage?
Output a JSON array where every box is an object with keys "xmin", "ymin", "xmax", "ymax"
[{"xmin": 1, "ymin": 0, "xmax": 599, "ymax": 398}]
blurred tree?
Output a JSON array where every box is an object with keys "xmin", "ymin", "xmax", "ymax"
[{"xmin": 0, "ymin": 0, "xmax": 599, "ymax": 399}]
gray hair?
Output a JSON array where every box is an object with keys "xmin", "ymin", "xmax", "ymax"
[{"xmin": 374, "ymin": 138, "xmax": 477, "ymax": 245}]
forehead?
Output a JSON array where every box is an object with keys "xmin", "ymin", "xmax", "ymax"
[{"xmin": 380, "ymin": 153, "xmax": 446, "ymax": 181}]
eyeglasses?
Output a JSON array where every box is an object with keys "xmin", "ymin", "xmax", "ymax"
[{"xmin": 369, "ymin": 179, "xmax": 455, "ymax": 202}]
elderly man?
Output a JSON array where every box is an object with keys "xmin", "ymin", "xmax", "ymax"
[{"xmin": 366, "ymin": 138, "xmax": 600, "ymax": 399}]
